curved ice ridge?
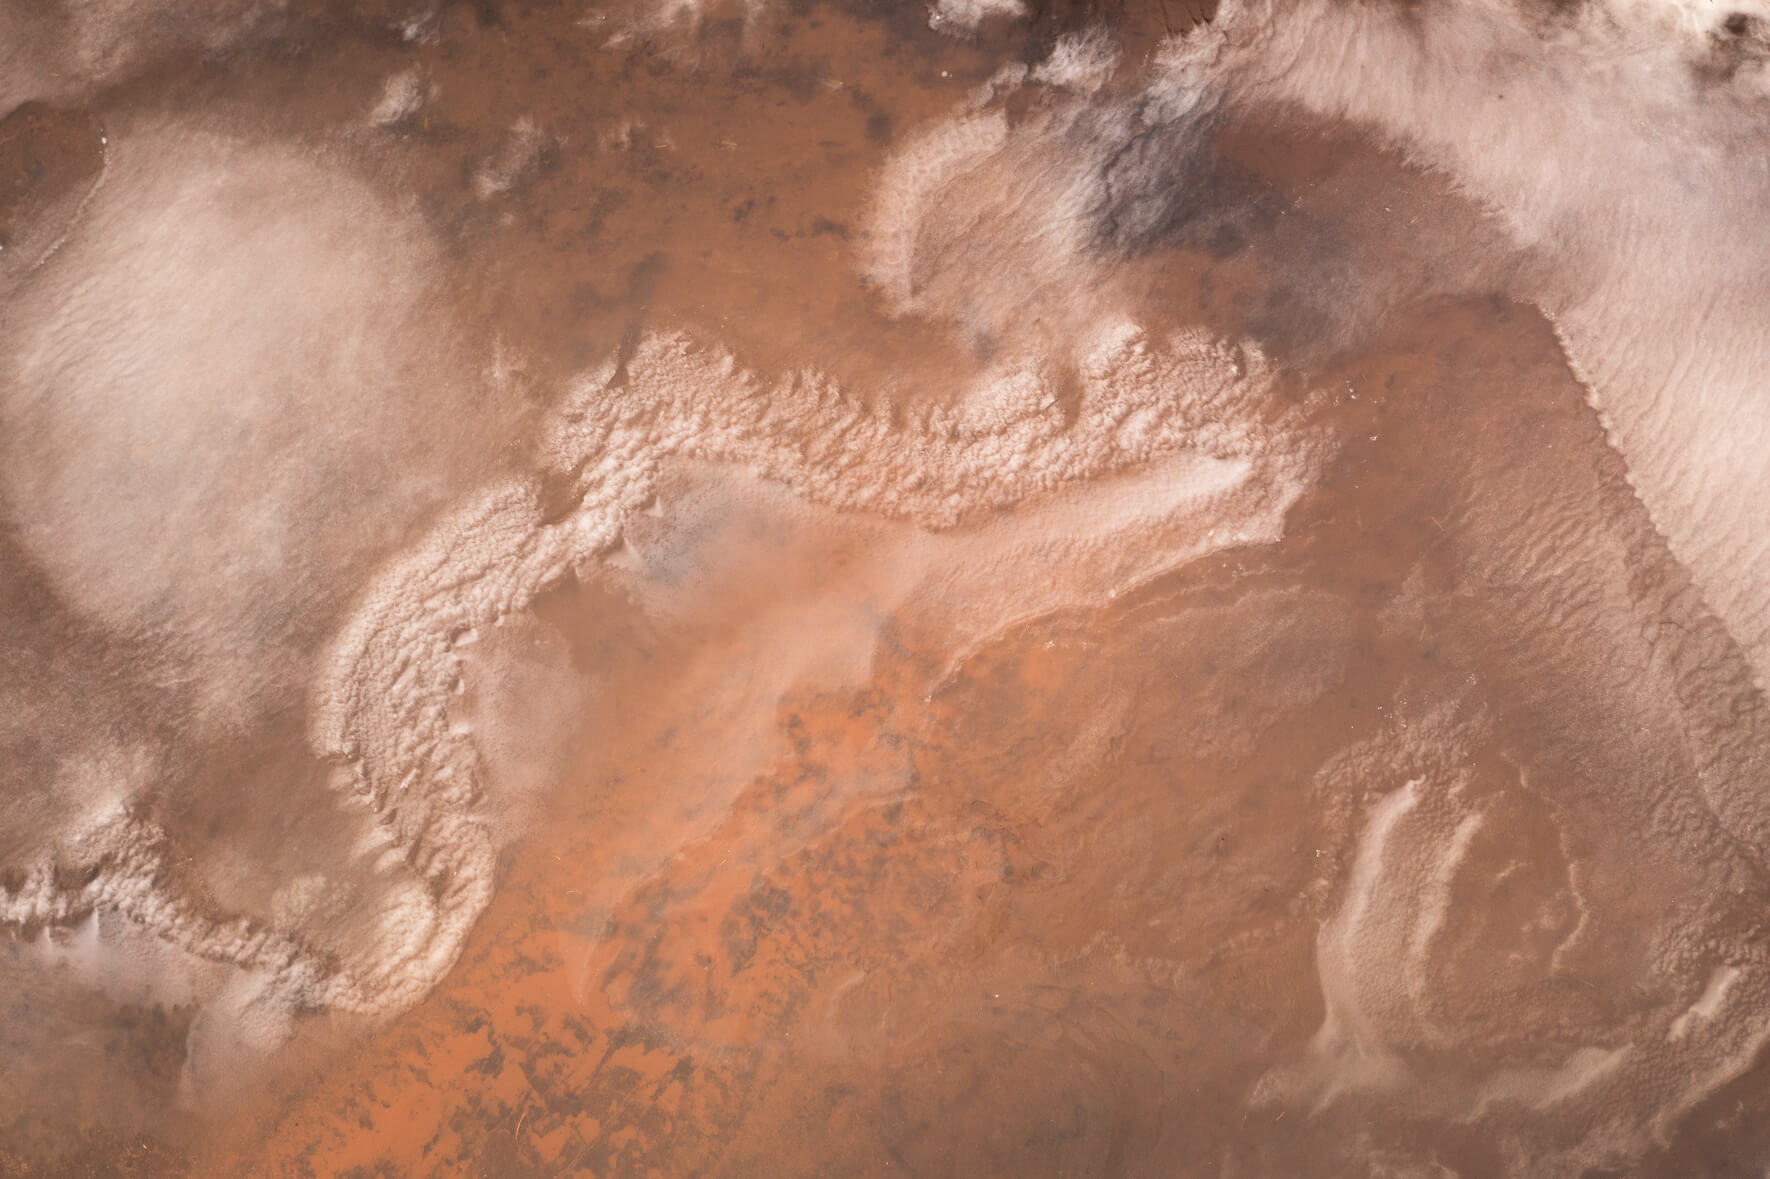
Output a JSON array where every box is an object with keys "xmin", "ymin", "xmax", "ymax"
[{"xmin": 3, "ymin": 321, "xmax": 1308, "ymax": 1021}]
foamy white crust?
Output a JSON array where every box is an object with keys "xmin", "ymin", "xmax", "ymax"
[
  {"xmin": 2, "ymin": 242, "xmax": 1311, "ymax": 1027},
  {"xmin": 300, "ymin": 319, "xmax": 1313, "ymax": 1016}
]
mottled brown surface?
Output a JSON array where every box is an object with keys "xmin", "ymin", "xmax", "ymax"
[{"xmin": 8, "ymin": 1, "xmax": 1770, "ymax": 1176}]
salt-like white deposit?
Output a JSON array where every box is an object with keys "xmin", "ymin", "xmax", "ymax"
[{"xmin": 0, "ymin": 110, "xmax": 1316, "ymax": 1033}]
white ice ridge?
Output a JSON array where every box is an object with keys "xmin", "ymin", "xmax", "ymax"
[
  {"xmin": 303, "ymin": 321, "xmax": 1314, "ymax": 1018},
  {"xmin": 0, "ymin": 812, "xmax": 338, "ymax": 1006},
  {"xmin": 0, "ymin": 318, "xmax": 1313, "ymax": 1021}
]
